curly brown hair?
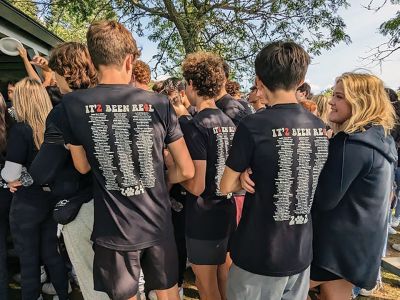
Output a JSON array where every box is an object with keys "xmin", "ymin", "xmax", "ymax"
[
  {"xmin": 225, "ymin": 80, "xmax": 241, "ymax": 98},
  {"xmin": 132, "ymin": 60, "xmax": 151, "ymax": 85},
  {"xmin": 49, "ymin": 42, "xmax": 97, "ymax": 90},
  {"xmin": 182, "ymin": 52, "xmax": 225, "ymax": 98}
]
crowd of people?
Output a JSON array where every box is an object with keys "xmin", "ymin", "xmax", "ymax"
[{"xmin": 0, "ymin": 19, "xmax": 399, "ymax": 300}]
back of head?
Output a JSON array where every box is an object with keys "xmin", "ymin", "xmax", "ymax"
[
  {"xmin": 182, "ymin": 51, "xmax": 225, "ymax": 98},
  {"xmin": 225, "ymin": 80, "xmax": 241, "ymax": 98},
  {"xmin": 222, "ymin": 61, "xmax": 230, "ymax": 80},
  {"xmin": 299, "ymin": 99, "xmax": 317, "ymax": 114},
  {"xmin": 49, "ymin": 42, "xmax": 97, "ymax": 90},
  {"xmin": 87, "ymin": 20, "xmax": 139, "ymax": 70},
  {"xmin": 336, "ymin": 73, "xmax": 395, "ymax": 135},
  {"xmin": 297, "ymin": 82, "xmax": 312, "ymax": 98},
  {"xmin": 255, "ymin": 41, "xmax": 310, "ymax": 92},
  {"xmin": 162, "ymin": 77, "xmax": 182, "ymax": 94},
  {"xmin": 152, "ymin": 81, "xmax": 164, "ymax": 93},
  {"xmin": 13, "ymin": 78, "xmax": 53, "ymax": 149},
  {"xmin": 132, "ymin": 60, "xmax": 151, "ymax": 85}
]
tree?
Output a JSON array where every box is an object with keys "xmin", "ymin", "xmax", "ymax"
[
  {"xmin": 364, "ymin": 0, "xmax": 400, "ymax": 63},
  {"xmin": 9, "ymin": 0, "xmax": 351, "ymax": 80}
]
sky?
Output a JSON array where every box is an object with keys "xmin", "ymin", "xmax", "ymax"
[{"xmin": 135, "ymin": 0, "xmax": 400, "ymax": 93}]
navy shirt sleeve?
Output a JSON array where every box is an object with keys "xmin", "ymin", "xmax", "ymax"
[
  {"xmin": 6, "ymin": 125, "xmax": 29, "ymax": 164},
  {"xmin": 60, "ymin": 102, "xmax": 81, "ymax": 146},
  {"xmin": 165, "ymin": 101, "xmax": 183, "ymax": 145},
  {"xmin": 182, "ymin": 120, "xmax": 207, "ymax": 161},
  {"xmin": 226, "ymin": 122, "xmax": 255, "ymax": 172}
]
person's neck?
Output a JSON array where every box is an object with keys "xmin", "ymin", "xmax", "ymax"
[
  {"xmin": 196, "ymin": 98, "xmax": 217, "ymax": 112},
  {"xmin": 266, "ymin": 90, "xmax": 298, "ymax": 106},
  {"xmin": 98, "ymin": 65, "xmax": 131, "ymax": 85},
  {"xmin": 215, "ymin": 87, "xmax": 228, "ymax": 102}
]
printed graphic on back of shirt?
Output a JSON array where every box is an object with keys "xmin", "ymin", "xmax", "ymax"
[
  {"xmin": 213, "ymin": 125, "xmax": 236, "ymax": 196},
  {"xmin": 272, "ymin": 127, "xmax": 328, "ymax": 225},
  {"xmin": 86, "ymin": 103, "xmax": 155, "ymax": 196}
]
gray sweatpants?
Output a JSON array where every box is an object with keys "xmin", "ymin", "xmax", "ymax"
[
  {"xmin": 227, "ymin": 263, "xmax": 310, "ymax": 300},
  {"xmin": 61, "ymin": 200, "xmax": 109, "ymax": 300}
]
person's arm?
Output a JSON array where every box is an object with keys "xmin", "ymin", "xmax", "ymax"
[
  {"xmin": 180, "ymin": 160, "xmax": 206, "ymax": 196},
  {"xmin": 68, "ymin": 145, "xmax": 91, "ymax": 174},
  {"xmin": 29, "ymin": 120, "xmax": 69, "ymax": 184},
  {"xmin": 220, "ymin": 166, "xmax": 242, "ymax": 194},
  {"xmin": 17, "ymin": 47, "xmax": 41, "ymax": 83},
  {"xmin": 165, "ymin": 138, "xmax": 194, "ymax": 184},
  {"xmin": 30, "ymin": 56, "xmax": 53, "ymax": 87},
  {"xmin": 220, "ymin": 122, "xmax": 254, "ymax": 194},
  {"xmin": 314, "ymin": 135, "xmax": 369, "ymax": 211}
]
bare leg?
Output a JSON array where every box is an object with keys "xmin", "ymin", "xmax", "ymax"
[
  {"xmin": 217, "ymin": 254, "xmax": 232, "ymax": 300},
  {"xmin": 127, "ymin": 296, "xmax": 137, "ymax": 300},
  {"xmin": 191, "ymin": 264, "xmax": 221, "ymax": 300},
  {"xmin": 320, "ymin": 280, "xmax": 353, "ymax": 300},
  {"xmin": 155, "ymin": 284, "xmax": 180, "ymax": 300}
]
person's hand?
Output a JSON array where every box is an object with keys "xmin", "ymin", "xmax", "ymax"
[
  {"xmin": 8, "ymin": 180, "xmax": 21, "ymax": 193},
  {"xmin": 240, "ymin": 168, "xmax": 255, "ymax": 194},
  {"xmin": 30, "ymin": 55, "xmax": 51, "ymax": 72},
  {"xmin": 17, "ymin": 46, "xmax": 28, "ymax": 59}
]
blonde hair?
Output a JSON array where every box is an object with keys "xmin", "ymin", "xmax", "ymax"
[
  {"xmin": 312, "ymin": 94, "xmax": 331, "ymax": 124},
  {"xmin": 334, "ymin": 73, "xmax": 395, "ymax": 135},
  {"xmin": 13, "ymin": 78, "xmax": 52, "ymax": 149}
]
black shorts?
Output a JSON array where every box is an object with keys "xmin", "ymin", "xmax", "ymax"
[
  {"xmin": 186, "ymin": 237, "xmax": 229, "ymax": 265},
  {"xmin": 310, "ymin": 264, "xmax": 342, "ymax": 282},
  {"xmin": 93, "ymin": 238, "xmax": 178, "ymax": 300}
]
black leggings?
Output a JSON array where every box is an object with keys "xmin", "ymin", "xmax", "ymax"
[
  {"xmin": 0, "ymin": 188, "xmax": 12, "ymax": 299},
  {"xmin": 10, "ymin": 188, "xmax": 68, "ymax": 300}
]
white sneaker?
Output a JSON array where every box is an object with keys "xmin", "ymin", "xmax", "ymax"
[
  {"xmin": 148, "ymin": 287, "xmax": 183, "ymax": 300},
  {"xmin": 13, "ymin": 266, "xmax": 47, "ymax": 283},
  {"xmin": 388, "ymin": 226, "xmax": 397, "ymax": 235},
  {"xmin": 391, "ymin": 217, "xmax": 400, "ymax": 228},
  {"xmin": 359, "ymin": 282, "xmax": 382, "ymax": 296},
  {"xmin": 392, "ymin": 243, "xmax": 400, "ymax": 252},
  {"xmin": 37, "ymin": 295, "xmax": 43, "ymax": 300},
  {"xmin": 42, "ymin": 281, "xmax": 72, "ymax": 295}
]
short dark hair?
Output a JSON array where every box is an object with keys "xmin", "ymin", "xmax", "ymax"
[
  {"xmin": 297, "ymin": 82, "xmax": 311, "ymax": 97},
  {"xmin": 152, "ymin": 81, "xmax": 164, "ymax": 93},
  {"xmin": 161, "ymin": 77, "xmax": 186, "ymax": 94},
  {"xmin": 86, "ymin": 20, "xmax": 140, "ymax": 69},
  {"xmin": 385, "ymin": 88, "xmax": 399, "ymax": 103},
  {"xmin": 182, "ymin": 52, "xmax": 225, "ymax": 98},
  {"xmin": 7, "ymin": 80, "xmax": 17, "ymax": 87},
  {"xmin": 222, "ymin": 61, "xmax": 230, "ymax": 79},
  {"xmin": 255, "ymin": 41, "xmax": 310, "ymax": 92}
]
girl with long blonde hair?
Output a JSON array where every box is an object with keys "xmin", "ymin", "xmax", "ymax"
[
  {"xmin": 313, "ymin": 94, "xmax": 331, "ymax": 125},
  {"xmin": 310, "ymin": 73, "xmax": 396, "ymax": 300},
  {"xmin": 1, "ymin": 78, "xmax": 69, "ymax": 300}
]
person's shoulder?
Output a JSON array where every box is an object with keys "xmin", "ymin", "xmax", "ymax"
[{"xmin": 9, "ymin": 122, "xmax": 32, "ymax": 137}]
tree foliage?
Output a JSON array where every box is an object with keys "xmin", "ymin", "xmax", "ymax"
[
  {"xmin": 8, "ymin": 0, "xmax": 351, "ymax": 79},
  {"xmin": 364, "ymin": 0, "xmax": 400, "ymax": 62}
]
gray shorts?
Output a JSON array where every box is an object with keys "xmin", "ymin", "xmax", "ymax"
[
  {"xmin": 227, "ymin": 263, "xmax": 310, "ymax": 300},
  {"xmin": 186, "ymin": 237, "xmax": 229, "ymax": 265}
]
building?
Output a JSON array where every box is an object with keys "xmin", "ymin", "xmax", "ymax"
[{"xmin": 0, "ymin": 0, "xmax": 63, "ymax": 98}]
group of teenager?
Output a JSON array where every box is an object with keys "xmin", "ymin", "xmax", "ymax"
[{"xmin": 0, "ymin": 19, "xmax": 397, "ymax": 300}]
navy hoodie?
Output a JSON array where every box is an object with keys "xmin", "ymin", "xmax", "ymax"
[{"xmin": 312, "ymin": 125, "xmax": 397, "ymax": 289}]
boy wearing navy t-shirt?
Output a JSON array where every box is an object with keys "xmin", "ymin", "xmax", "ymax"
[
  {"xmin": 62, "ymin": 20, "xmax": 194, "ymax": 300},
  {"xmin": 220, "ymin": 42, "xmax": 329, "ymax": 300}
]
